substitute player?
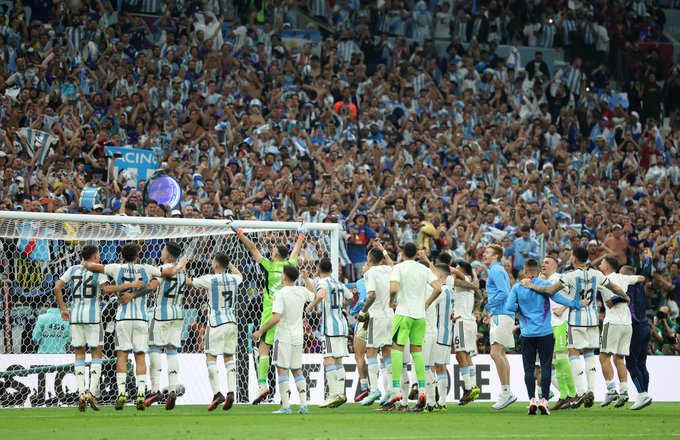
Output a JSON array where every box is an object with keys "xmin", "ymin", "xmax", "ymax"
[
  {"xmin": 431, "ymin": 263, "xmax": 455, "ymax": 411},
  {"xmin": 187, "ymin": 252, "xmax": 243, "ymax": 411},
  {"xmin": 253, "ymin": 265, "xmax": 314, "ymax": 415},
  {"xmin": 598, "ymin": 257, "xmax": 641, "ymax": 408},
  {"xmin": 521, "ymin": 247, "xmax": 626, "ymax": 409},
  {"xmin": 508, "ymin": 259, "xmax": 586, "ymax": 415},
  {"xmin": 55, "ymin": 245, "xmax": 141, "ymax": 412},
  {"xmin": 306, "ymin": 258, "xmax": 353, "ymax": 409},
  {"xmin": 540, "ymin": 256, "xmax": 578, "ymax": 411},
  {"xmin": 381, "ymin": 242, "xmax": 441, "ymax": 410},
  {"xmin": 146, "ymin": 242, "xmax": 188, "ymax": 410},
  {"xmin": 358, "ymin": 246, "xmax": 394, "ymax": 406},
  {"xmin": 452, "ymin": 261, "xmax": 482, "ymax": 406},
  {"xmin": 483, "ymin": 244, "xmax": 517, "ymax": 410},
  {"xmin": 235, "ymin": 225, "xmax": 305, "ymax": 403}
]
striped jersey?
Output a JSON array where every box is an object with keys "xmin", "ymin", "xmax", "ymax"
[
  {"xmin": 153, "ymin": 263, "xmax": 187, "ymax": 321},
  {"xmin": 453, "ymin": 275, "xmax": 476, "ymax": 321},
  {"xmin": 318, "ymin": 276, "xmax": 353, "ymax": 337},
  {"xmin": 105, "ymin": 264, "xmax": 162, "ymax": 321},
  {"xmin": 192, "ymin": 273, "xmax": 243, "ymax": 327},
  {"xmin": 436, "ymin": 285, "xmax": 455, "ymax": 346},
  {"xmin": 364, "ymin": 265, "xmax": 393, "ymax": 319},
  {"xmin": 560, "ymin": 268, "xmax": 608, "ymax": 327},
  {"xmin": 59, "ymin": 265, "xmax": 109, "ymax": 324}
]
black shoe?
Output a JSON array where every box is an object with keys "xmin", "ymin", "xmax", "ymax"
[
  {"xmin": 408, "ymin": 384, "xmax": 419, "ymax": 400},
  {"xmin": 571, "ymin": 394, "xmax": 585, "ymax": 408},
  {"xmin": 165, "ymin": 391, "xmax": 177, "ymax": 410},
  {"xmin": 223, "ymin": 392, "xmax": 234, "ymax": 411},
  {"xmin": 584, "ymin": 391, "xmax": 595, "ymax": 408},
  {"xmin": 208, "ymin": 392, "xmax": 225, "ymax": 411}
]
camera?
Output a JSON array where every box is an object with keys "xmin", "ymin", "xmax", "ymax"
[{"xmin": 657, "ymin": 311, "xmax": 667, "ymax": 320}]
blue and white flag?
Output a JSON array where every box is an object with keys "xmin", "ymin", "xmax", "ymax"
[
  {"xmin": 106, "ymin": 146, "xmax": 159, "ymax": 187},
  {"xmin": 17, "ymin": 128, "xmax": 58, "ymax": 167}
]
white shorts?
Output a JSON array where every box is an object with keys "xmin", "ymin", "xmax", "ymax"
[
  {"xmin": 490, "ymin": 315, "xmax": 515, "ymax": 349},
  {"xmin": 204, "ymin": 323, "xmax": 237, "ymax": 356},
  {"xmin": 115, "ymin": 320, "xmax": 149, "ymax": 353},
  {"xmin": 600, "ymin": 323, "xmax": 632, "ymax": 356},
  {"xmin": 272, "ymin": 339, "xmax": 302, "ymax": 370},
  {"xmin": 568, "ymin": 326, "xmax": 599, "ymax": 350},
  {"xmin": 434, "ymin": 343, "xmax": 452, "ymax": 366},
  {"xmin": 323, "ymin": 336, "xmax": 349, "ymax": 358},
  {"xmin": 71, "ymin": 323, "xmax": 103, "ymax": 348},
  {"xmin": 423, "ymin": 331, "xmax": 437, "ymax": 366},
  {"xmin": 454, "ymin": 319, "xmax": 477, "ymax": 353},
  {"xmin": 149, "ymin": 319, "xmax": 183, "ymax": 348},
  {"xmin": 355, "ymin": 322, "xmax": 367, "ymax": 341},
  {"xmin": 567, "ymin": 326, "xmax": 600, "ymax": 350},
  {"xmin": 367, "ymin": 316, "xmax": 392, "ymax": 349}
]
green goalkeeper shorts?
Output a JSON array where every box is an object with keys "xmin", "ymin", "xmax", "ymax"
[
  {"xmin": 392, "ymin": 315, "xmax": 426, "ymax": 347},
  {"xmin": 553, "ymin": 321, "xmax": 568, "ymax": 352},
  {"xmin": 260, "ymin": 311, "xmax": 277, "ymax": 346}
]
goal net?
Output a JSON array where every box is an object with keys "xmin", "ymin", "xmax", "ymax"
[{"xmin": 0, "ymin": 211, "xmax": 341, "ymax": 407}]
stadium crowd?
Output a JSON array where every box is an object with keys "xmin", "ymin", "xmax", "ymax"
[{"xmin": 1, "ymin": 0, "xmax": 680, "ymax": 358}]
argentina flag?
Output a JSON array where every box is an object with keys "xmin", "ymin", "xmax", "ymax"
[{"xmin": 17, "ymin": 128, "xmax": 58, "ymax": 167}]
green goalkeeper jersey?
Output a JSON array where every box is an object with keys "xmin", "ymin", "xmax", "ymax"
[{"xmin": 260, "ymin": 257, "xmax": 297, "ymax": 315}]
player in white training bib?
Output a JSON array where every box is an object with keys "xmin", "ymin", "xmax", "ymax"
[
  {"xmin": 254, "ymin": 265, "xmax": 314, "ymax": 415},
  {"xmin": 598, "ymin": 257, "xmax": 643, "ymax": 408}
]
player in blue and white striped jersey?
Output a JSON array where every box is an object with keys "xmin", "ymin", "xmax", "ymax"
[
  {"xmin": 432, "ymin": 263, "xmax": 455, "ymax": 411},
  {"xmin": 187, "ymin": 252, "xmax": 243, "ymax": 412},
  {"xmin": 84, "ymin": 243, "xmax": 184, "ymax": 411},
  {"xmin": 306, "ymin": 258, "xmax": 353, "ymax": 409},
  {"xmin": 55, "ymin": 245, "xmax": 142, "ymax": 412},
  {"xmin": 522, "ymin": 246, "xmax": 625, "ymax": 409},
  {"xmin": 146, "ymin": 242, "xmax": 189, "ymax": 410}
]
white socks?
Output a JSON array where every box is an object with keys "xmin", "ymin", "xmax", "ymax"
[
  {"xmin": 279, "ymin": 373, "xmax": 290, "ymax": 409},
  {"xmin": 149, "ymin": 349, "xmax": 162, "ymax": 393},
  {"xmin": 584, "ymin": 353, "xmax": 597, "ymax": 393},
  {"xmin": 167, "ymin": 350, "xmax": 179, "ymax": 393},
  {"xmin": 367, "ymin": 357, "xmax": 380, "ymax": 392},
  {"xmin": 116, "ymin": 372, "xmax": 127, "ymax": 396},
  {"xmin": 207, "ymin": 361, "xmax": 220, "ymax": 394},
  {"xmin": 136, "ymin": 375, "xmax": 146, "ymax": 395},
  {"xmin": 90, "ymin": 359, "xmax": 102, "ymax": 397},
  {"xmin": 570, "ymin": 356, "xmax": 586, "ymax": 395},
  {"xmin": 295, "ymin": 374, "xmax": 307, "ymax": 407},
  {"xmin": 436, "ymin": 372, "xmax": 448, "ymax": 406},
  {"xmin": 75, "ymin": 360, "xmax": 86, "ymax": 394}
]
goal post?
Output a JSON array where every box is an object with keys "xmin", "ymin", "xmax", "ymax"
[{"xmin": 0, "ymin": 211, "xmax": 341, "ymax": 406}]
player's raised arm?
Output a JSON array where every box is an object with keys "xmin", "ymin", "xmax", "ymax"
[
  {"xmin": 227, "ymin": 262, "xmax": 242, "ymax": 279},
  {"xmin": 160, "ymin": 256, "xmax": 188, "ymax": 277},
  {"xmin": 520, "ymin": 278, "xmax": 563, "ymax": 296},
  {"xmin": 425, "ymin": 278, "xmax": 442, "ymax": 310},
  {"xmin": 82, "ymin": 261, "xmax": 105, "ymax": 273},
  {"xmin": 233, "ymin": 226, "xmax": 265, "ymax": 263},
  {"xmin": 290, "ymin": 225, "xmax": 306, "ymax": 260},
  {"xmin": 54, "ymin": 279, "xmax": 69, "ymax": 321},
  {"xmin": 305, "ymin": 284, "xmax": 326, "ymax": 315},
  {"xmin": 604, "ymin": 279, "xmax": 628, "ymax": 302}
]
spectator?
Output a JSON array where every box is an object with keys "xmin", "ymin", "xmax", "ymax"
[{"xmin": 32, "ymin": 305, "xmax": 70, "ymax": 354}]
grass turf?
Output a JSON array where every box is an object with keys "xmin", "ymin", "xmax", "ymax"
[{"xmin": 2, "ymin": 402, "xmax": 678, "ymax": 440}]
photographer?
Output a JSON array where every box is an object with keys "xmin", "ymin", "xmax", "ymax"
[{"xmin": 653, "ymin": 306, "xmax": 678, "ymax": 355}]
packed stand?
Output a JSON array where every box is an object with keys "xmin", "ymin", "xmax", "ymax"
[{"xmin": 0, "ymin": 0, "xmax": 679, "ymax": 356}]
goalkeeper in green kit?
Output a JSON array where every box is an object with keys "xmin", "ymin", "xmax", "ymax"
[{"xmin": 234, "ymin": 224, "xmax": 306, "ymax": 404}]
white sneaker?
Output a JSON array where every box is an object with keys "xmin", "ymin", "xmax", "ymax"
[
  {"xmin": 328, "ymin": 394, "xmax": 347, "ymax": 408},
  {"xmin": 600, "ymin": 390, "xmax": 619, "ymax": 407},
  {"xmin": 630, "ymin": 395, "xmax": 652, "ymax": 411},
  {"xmin": 493, "ymin": 392, "xmax": 517, "ymax": 410},
  {"xmin": 361, "ymin": 390, "xmax": 382, "ymax": 406}
]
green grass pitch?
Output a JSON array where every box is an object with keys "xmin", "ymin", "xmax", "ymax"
[{"xmin": 2, "ymin": 403, "xmax": 679, "ymax": 440}]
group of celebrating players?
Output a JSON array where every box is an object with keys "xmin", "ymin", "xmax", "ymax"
[{"xmin": 54, "ymin": 226, "xmax": 653, "ymax": 415}]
